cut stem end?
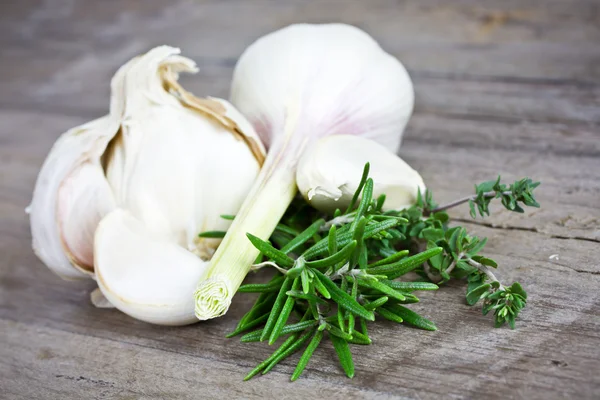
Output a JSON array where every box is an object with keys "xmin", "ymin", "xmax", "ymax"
[{"xmin": 194, "ymin": 275, "xmax": 233, "ymax": 320}]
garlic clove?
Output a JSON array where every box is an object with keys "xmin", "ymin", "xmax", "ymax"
[
  {"xmin": 296, "ymin": 135, "xmax": 426, "ymax": 213},
  {"xmin": 30, "ymin": 116, "xmax": 119, "ymax": 280},
  {"xmin": 58, "ymin": 161, "xmax": 116, "ymax": 273},
  {"xmin": 95, "ymin": 209, "xmax": 209, "ymax": 326}
]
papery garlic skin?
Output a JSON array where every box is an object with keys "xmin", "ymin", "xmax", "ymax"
[
  {"xmin": 29, "ymin": 46, "xmax": 264, "ymax": 325},
  {"xmin": 296, "ymin": 135, "xmax": 426, "ymax": 213},
  {"xmin": 195, "ymin": 23, "xmax": 414, "ymax": 320},
  {"xmin": 30, "ymin": 116, "xmax": 118, "ymax": 279}
]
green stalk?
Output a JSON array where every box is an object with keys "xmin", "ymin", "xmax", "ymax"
[{"xmin": 194, "ymin": 139, "xmax": 302, "ymax": 320}]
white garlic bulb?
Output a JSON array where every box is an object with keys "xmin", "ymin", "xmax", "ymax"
[
  {"xmin": 195, "ymin": 23, "xmax": 414, "ymax": 320},
  {"xmin": 29, "ymin": 46, "xmax": 264, "ymax": 325},
  {"xmin": 231, "ymin": 23, "xmax": 414, "ymax": 151},
  {"xmin": 296, "ymin": 135, "xmax": 426, "ymax": 213}
]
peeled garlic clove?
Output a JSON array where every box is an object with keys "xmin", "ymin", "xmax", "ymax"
[
  {"xmin": 30, "ymin": 116, "xmax": 118, "ymax": 279},
  {"xmin": 95, "ymin": 209, "xmax": 208, "ymax": 325},
  {"xmin": 297, "ymin": 135, "xmax": 426, "ymax": 213}
]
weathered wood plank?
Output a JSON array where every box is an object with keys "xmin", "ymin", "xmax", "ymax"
[
  {"xmin": 1, "ymin": 0, "xmax": 599, "ymax": 117},
  {"xmin": 0, "ymin": 320, "xmax": 389, "ymax": 400},
  {"xmin": 0, "ymin": 109, "xmax": 598, "ymax": 397},
  {"xmin": 1, "ymin": 221, "xmax": 599, "ymax": 398}
]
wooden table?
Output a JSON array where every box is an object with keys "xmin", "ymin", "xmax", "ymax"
[{"xmin": 1, "ymin": 1, "xmax": 599, "ymax": 399}]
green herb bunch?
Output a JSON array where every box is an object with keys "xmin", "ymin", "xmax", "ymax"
[{"xmin": 203, "ymin": 164, "xmax": 540, "ymax": 380}]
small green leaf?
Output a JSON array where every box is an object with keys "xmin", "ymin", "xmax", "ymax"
[
  {"xmin": 421, "ymin": 228, "xmax": 445, "ymax": 242},
  {"xmin": 247, "ymin": 233, "xmax": 295, "ymax": 268},
  {"xmin": 509, "ymin": 282, "xmax": 527, "ymax": 299},
  {"xmin": 305, "ymin": 240, "xmax": 357, "ymax": 269},
  {"xmin": 198, "ymin": 230, "xmax": 226, "ymax": 238},
  {"xmin": 261, "ymin": 329, "xmax": 316, "ymax": 375},
  {"xmin": 471, "ymin": 255, "xmax": 498, "ymax": 268},
  {"xmin": 326, "ymin": 324, "xmax": 353, "ymax": 340},
  {"xmin": 366, "ymin": 247, "xmax": 443, "ymax": 279},
  {"xmin": 375, "ymin": 194, "xmax": 386, "ymax": 211},
  {"xmin": 468, "ymin": 200, "xmax": 477, "ymax": 219},
  {"xmin": 244, "ymin": 334, "xmax": 298, "ymax": 380},
  {"xmin": 235, "ymin": 291, "xmax": 277, "ymax": 330},
  {"xmin": 328, "ymin": 225, "xmax": 337, "ymax": 256},
  {"xmin": 351, "ymin": 179, "xmax": 374, "ymax": 231},
  {"xmin": 276, "ymin": 223, "xmax": 301, "ymax": 236},
  {"xmin": 286, "ymin": 290, "xmax": 327, "ymax": 305},
  {"xmin": 312, "ymin": 270, "xmax": 375, "ymax": 321},
  {"xmin": 364, "ymin": 296, "xmax": 389, "ymax": 311},
  {"xmin": 376, "ymin": 308, "xmax": 404, "ymax": 324},
  {"xmin": 226, "ymin": 313, "xmax": 270, "ymax": 338},
  {"xmin": 300, "ymin": 268, "xmax": 310, "ymax": 294},
  {"xmin": 291, "ymin": 330, "xmax": 324, "ymax": 381},
  {"xmin": 352, "ymin": 277, "xmax": 406, "ymax": 302},
  {"xmin": 467, "ymin": 237, "xmax": 488, "ymax": 256},
  {"xmin": 380, "ymin": 281, "xmax": 439, "ymax": 291},
  {"xmin": 347, "ymin": 330, "xmax": 372, "ymax": 345},
  {"xmin": 384, "ymin": 304, "xmax": 437, "ymax": 331},
  {"xmin": 269, "ymin": 277, "xmax": 301, "ymax": 344},
  {"xmin": 466, "ymin": 283, "xmax": 491, "ymax": 305},
  {"xmin": 367, "ymin": 250, "xmax": 409, "ymax": 268},
  {"xmin": 238, "ymin": 276, "xmax": 285, "ymax": 293},
  {"xmin": 359, "ymin": 317, "xmax": 368, "ymax": 337},
  {"xmin": 330, "ymin": 335, "xmax": 355, "ymax": 378},
  {"xmin": 312, "ymin": 273, "xmax": 332, "ymax": 299},
  {"xmin": 260, "ymin": 277, "xmax": 294, "ymax": 341},
  {"xmin": 280, "ymin": 218, "xmax": 325, "ymax": 255},
  {"xmin": 346, "ymin": 163, "xmax": 370, "ymax": 213}
]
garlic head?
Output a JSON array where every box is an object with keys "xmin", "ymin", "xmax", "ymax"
[
  {"xmin": 29, "ymin": 46, "xmax": 265, "ymax": 325},
  {"xmin": 231, "ymin": 23, "xmax": 414, "ymax": 151}
]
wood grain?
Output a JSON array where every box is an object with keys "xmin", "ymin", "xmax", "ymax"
[{"xmin": 0, "ymin": 1, "xmax": 599, "ymax": 399}]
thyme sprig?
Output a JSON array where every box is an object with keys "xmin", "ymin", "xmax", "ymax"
[{"xmin": 202, "ymin": 164, "xmax": 540, "ymax": 380}]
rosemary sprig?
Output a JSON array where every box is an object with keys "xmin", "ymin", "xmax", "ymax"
[{"xmin": 213, "ymin": 163, "xmax": 540, "ymax": 380}]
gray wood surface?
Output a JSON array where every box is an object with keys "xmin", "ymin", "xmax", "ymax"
[{"xmin": 1, "ymin": 1, "xmax": 599, "ymax": 399}]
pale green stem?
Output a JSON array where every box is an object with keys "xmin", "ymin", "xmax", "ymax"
[{"xmin": 194, "ymin": 142, "xmax": 300, "ymax": 320}]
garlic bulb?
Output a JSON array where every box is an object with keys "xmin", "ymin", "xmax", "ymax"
[
  {"xmin": 29, "ymin": 46, "xmax": 264, "ymax": 325},
  {"xmin": 195, "ymin": 24, "xmax": 414, "ymax": 320},
  {"xmin": 297, "ymin": 135, "xmax": 426, "ymax": 213}
]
